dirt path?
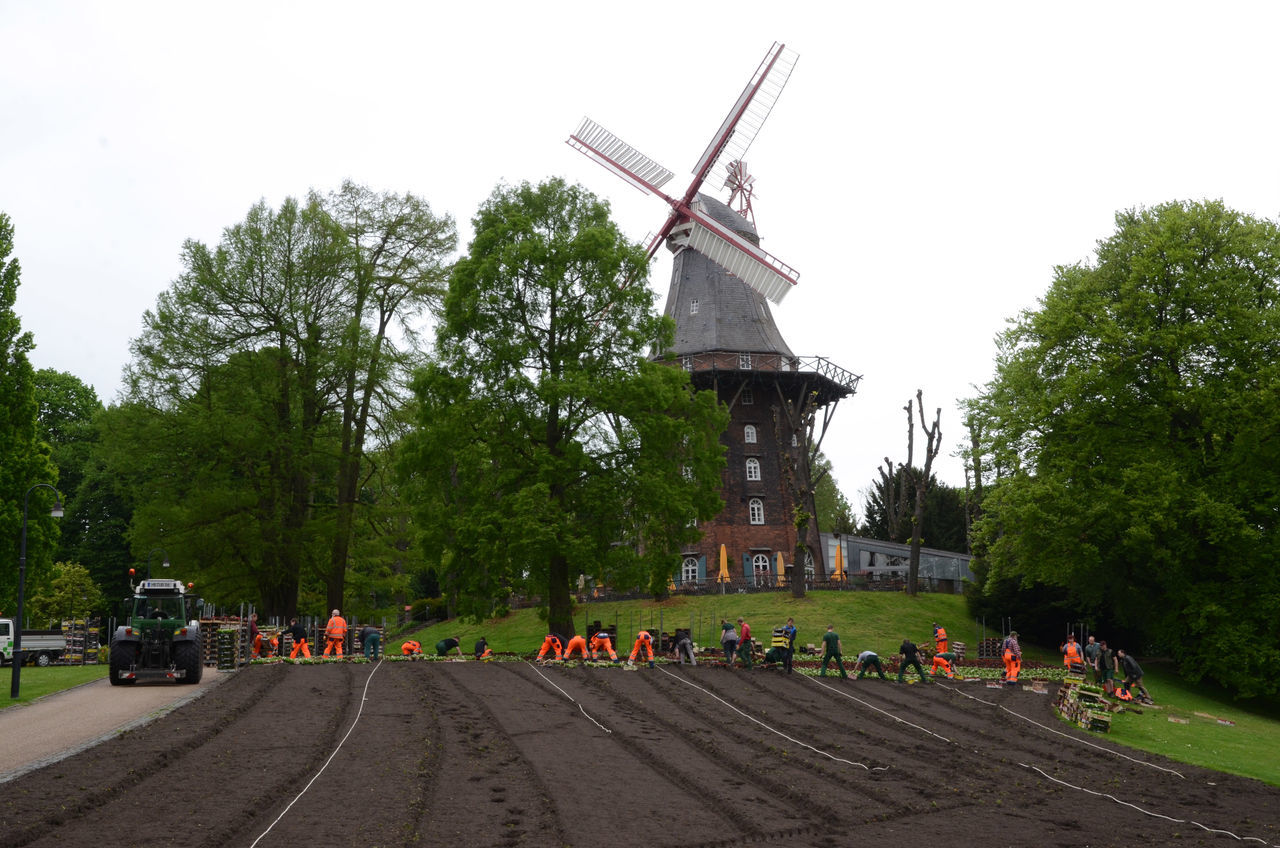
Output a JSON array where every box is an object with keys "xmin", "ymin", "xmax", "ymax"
[{"xmin": 0, "ymin": 662, "xmax": 1276, "ymax": 848}]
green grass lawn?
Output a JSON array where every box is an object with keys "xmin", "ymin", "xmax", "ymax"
[
  {"xmin": 2, "ymin": 664, "xmax": 108, "ymax": 708},
  {"xmin": 1104, "ymin": 663, "xmax": 1280, "ymax": 786},
  {"xmin": 398, "ymin": 590, "xmax": 1280, "ymax": 785}
]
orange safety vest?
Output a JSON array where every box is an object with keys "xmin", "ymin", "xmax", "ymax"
[
  {"xmin": 326, "ymin": 616, "xmax": 347, "ymax": 640},
  {"xmin": 1063, "ymin": 640, "xmax": 1082, "ymax": 666}
]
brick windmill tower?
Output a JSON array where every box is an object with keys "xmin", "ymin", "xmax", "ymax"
[{"xmin": 568, "ymin": 43, "xmax": 860, "ymax": 589}]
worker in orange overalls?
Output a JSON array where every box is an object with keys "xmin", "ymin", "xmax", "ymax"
[
  {"xmin": 589, "ymin": 629, "xmax": 619, "ymax": 662},
  {"xmin": 1003, "ymin": 630, "xmax": 1022, "ymax": 684},
  {"xmin": 323, "ymin": 609, "xmax": 348, "ymax": 656},
  {"xmin": 537, "ymin": 633, "xmax": 564, "ymax": 662},
  {"xmin": 285, "ymin": 618, "xmax": 311, "ymax": 658},
  {"xmin": 933, "ymin": 622, "xmax": 949, "ymax": 654},
  {"xmin": 1062, "ymin": 634, "xmax": 1084, "ymax": 673},
  {"xmin": 562, "ymin": 634, "xmax": 589, "ymax": 661},
  {"xmin": 930, "ymin": 651, "xmax": 957, "ymax": 678},
  {"xmin": 401, "ymin": 640, "xmax": 422, "ymax": 655},
  {"xmin": 629, "ymin": 630, "xmax": 655, "ymax": 668}
]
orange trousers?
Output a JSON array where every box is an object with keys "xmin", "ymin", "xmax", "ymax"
[
  {"xmin": 324, "ymin": 637, "xmax": 344, "ymax": 656},
  {"xmin": 562, "ymin": 635, "xmax": 589, "ymax": 660},
  {"xmin": 290, "ymin": 637, "xmax": 311, "ymax": 658},
  {"xmin": 629, "ymin": 638, "xmax": 653, "ymax": 662},
  {"xmin": 537, "ymin": 637, "xmax": 563, "ymax": 661},
  {"xmin": 589, "ymin": 636, "xmax": 617, "ymax": 660},
  {"xmin": 1003, "ymin": 650, "xmax": 1020, "ymax": 682}
]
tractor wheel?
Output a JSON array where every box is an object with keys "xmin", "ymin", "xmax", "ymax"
[
  {"xmin": 109, "ymin": 641, "xmax": 136, "ymax": 686},
  {"xmin": 175, "ymin": 640, "xmax": 202, "ymax": 684}
]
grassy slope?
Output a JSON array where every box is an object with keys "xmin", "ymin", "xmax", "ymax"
[{"xmin": 401, "ymin": 591, "xmax": 1280, "ymax": 786}]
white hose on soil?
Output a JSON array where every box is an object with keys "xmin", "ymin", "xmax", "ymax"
[{"xmin": 249, "ymin": 658, "xmax": 385, "ymax": 848}]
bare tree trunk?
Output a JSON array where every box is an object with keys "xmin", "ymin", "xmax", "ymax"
[{"xmin": 907, "ymin": 390, "xmax": 942, "ymax": 596}]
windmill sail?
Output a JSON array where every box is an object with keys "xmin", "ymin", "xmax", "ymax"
[
  {"xmin": 689, "ymin": 43, "xmax": 799, "ymax": 201},
  {"xmin": 567, "ymin": 118, "xmax": 675, "ymax": 195},
  {"xmin": 671, "ymin": 216, "xmax": 798, "ymax": 305}
]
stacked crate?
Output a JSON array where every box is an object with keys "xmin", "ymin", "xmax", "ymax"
[
  {"xmin": 60, "ymin": 618, "xmax": 99, "ymax": 664},
  {"xmin": 1054, "ymin": 679, "xmax": 1113, "ymax": 732},
  {"xmin": 216, "ymin": 628, "xmax": 239, "ymax": 670}
]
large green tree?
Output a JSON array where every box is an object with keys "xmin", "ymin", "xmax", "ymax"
[
  {"xmin": 966, "ymin": 200, "xmax": 1280, "ymax": 697},
  {"xmin": 0, "ymin": 213, "xmax": 60, "ymax": 617},
  {"xmin": 118, "ymin": 186, "xmax": 450, "ymax": 618},
  {"xmin": 860, "ymin": 467, "xmax": 968, "ymax": 553},
  {"xmin": 34, "ymin": 369, "xmax": 102, "ymax": 564},
  {"xmin": 401, "ymin": 179, "xmax": 726, "ymax": 635}
]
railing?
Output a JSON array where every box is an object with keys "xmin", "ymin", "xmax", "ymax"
[{"xmin": 667, "ymin": 350, "xmax": 862, "ymax": 394}]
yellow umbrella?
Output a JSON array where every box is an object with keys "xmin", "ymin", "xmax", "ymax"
[
  {"xmin": 832, "ymin": 543, "xmax": 845, "ymax": 582},
  {"xmin": 776, "ymin": 552, "xmax": 786, "ymax": 586},
  {"xmin": 717, "ymin": 544, "xmax": 730, "ymax": 583}
]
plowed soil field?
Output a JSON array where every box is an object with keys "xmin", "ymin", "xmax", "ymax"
[{"xmin": 1, "ymin": 661, "xmax": 1276, "ymax": 848}]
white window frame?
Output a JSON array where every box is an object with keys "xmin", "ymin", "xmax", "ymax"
[
  {"xmin": 752, "ymin": 553, "xmax": 771, "ymax": 586},
  {"xmin": 748, "ymin": 498, "xmax": 764, "ymax": 525},
  {"xmin": 745, "ymin": 457, "xmax": 761, "ymax": 481},
  {"xmin": 682, "ymin": 556, "xmax": 699, "ymax": 583},
  {"xmin": 743, "ymin": 424, "xmax": 757, "ymax": 444},
  {"xmin": 690, "ymin": 299, "xmax": 699, "ymax": 315},
  {"xmin": 738, "ymin": 352, "xmax": 752, "ymax": 369},
  {"xmin": 741, "ymin": 388, "xmax": 754, "ymax": 405}
]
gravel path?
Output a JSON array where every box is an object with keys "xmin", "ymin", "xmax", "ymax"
[{"xmin": 0, "ymin": 671, "xmax": 225, "ymax": 782}]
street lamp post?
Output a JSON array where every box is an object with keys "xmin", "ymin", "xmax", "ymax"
[
  {"xmin": 145, "ymin": 547, "xmax": 170, "ymax": 579},
  {"xmin": 11, "ymin": 483, "xmax": 64, "ymax": 699}
]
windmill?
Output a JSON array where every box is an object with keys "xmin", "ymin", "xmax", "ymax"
[
  {"xmin": 567, "ymin": 43, "xmax": 860, "ymax": 594},
  {"xmin": 567, "ymin": 42, "xmax": 799, "ymax": 304}
]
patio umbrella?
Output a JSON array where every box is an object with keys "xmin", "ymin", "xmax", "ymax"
[
  {"xmin": 776, "ymin": 552, "xmax": 786, "ymax": 586},
  {"xmin": 718, "ymin": 544, "xmax": 730, "ymax": 592},
  {"xmin": 832, "ymin": 543, "xmax": 846, "ymax": 582}
]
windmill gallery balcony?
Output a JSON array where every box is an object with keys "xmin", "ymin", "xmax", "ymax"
[{"xmin": 668, "ymin": 350, "xmax": 862, "ymax": 404}]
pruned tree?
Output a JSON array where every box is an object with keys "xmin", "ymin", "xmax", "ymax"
[{"xmin": 878, "ymin": 391, "xmax": 942, "ymax": 594}]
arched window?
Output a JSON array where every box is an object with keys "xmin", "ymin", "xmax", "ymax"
[
  {"xmin": 752, "ymin": 553, "xmax": 771, "ymax": 586},
  {"xmin": 749, "ymin": 498, "xmax": 764, "ymax": 525},
  {"xmin": 803, "ymin": 548, "xmax": 815, "ymax": 578},
  {"xmin": 745, "ymin": 457, "xmax": 761, "ymax": 481},
  {"xmin": 682, "ymin": 556, "xmax": 699, "ymax": 583},
  {"xmin": 743, "ymin": 424, "xmax": 757, "ymax": 444}
]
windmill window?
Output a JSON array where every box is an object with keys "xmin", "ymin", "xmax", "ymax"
[
  {"xmin": 752, "ymin": 553, "xmax": 772, "ymax": 586},
  {"xmin": 749, "ymin": 498, "xmax": 764, "ymax": 525},
  {"xmin": 682, "ymin": 556, "xmax": 699, "ymax": 583},
  {"xmin": 682, "ymin": 356, "xmax": 692, "ymax": 371},
  {"xmin": 690, "ymin": 299, "xmax": 699, "ymax": 315},
  {"xmin": 743, "ymin": 424, "xmax": 757, "ymax": 444},
  {"xmin": 739, "ymin": 353, "xmax": 752, "ymax": 369},
  {"xmin": 741, "ymin": 388, "xmax": 754, "ymax": 405},
  {"xmin": 745, "ymin": 457, "xmax": 761, "ymax": 481}
]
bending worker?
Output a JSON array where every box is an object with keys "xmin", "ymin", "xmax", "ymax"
[
  {"xmin": 402, "ymin": 640, "xmax": 422, "ymax": 656},
  {"xmin": 855, "ymin": 649, "xmax": 888, "ymax": 679},
  {"xmin": 589, "ymin": 629, "xmax": 618, "ymax": 661},
  {"xmin": 563, "ymin": 633, "xmax": 590, "ymax": 661},
  {"xmin": 931, "ymin": 651, "xmax": 957, "ymax": 679},
  {"xmin": 436, "ymin": 636, "xmax": 464, "ymax": 658},
  {"xmin": 323, "ymin": 609, "xmax": 348, "ymax": 657},
  {"xmin": 933, "ymin": 622, "xmax": 948, "ymax": 654},
  {"xmin": 629, "ymin": 630, "xmax": 655, "ymax": 668},
  {"xmin": 537, "ymin": 633, "xmax": 564, "ymax": 662}
]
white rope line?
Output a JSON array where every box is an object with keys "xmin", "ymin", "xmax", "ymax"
[
  {"xmin": 937, "ymin": 682, "xmax": 1186, "ymax": 779},
  {"xmin": 806, "ymin": 675, "xmax": 952, "ymax": 743},
  {"xmin": 657, "ymin": 666, "xmax": 888, "ymax": 771},
  {"xmin": 1022, "ymin": 764, "xmax": 1275, "ymax": 845},
  {"xmin": 523, "ymin": 661, "xmax": 612, "ymax": 734},
  {"xmin": 249, "ymin": 659, "xmax": 385, "ymax": 848}
]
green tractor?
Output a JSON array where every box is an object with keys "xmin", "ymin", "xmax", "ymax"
[{"xmin": 109, "ymin": 577, "xmax": 203, "ymax": 685}]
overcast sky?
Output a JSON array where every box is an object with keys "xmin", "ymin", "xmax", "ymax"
[{"xmin": 4, "ymin": 2, "xmax": 1279, "ymax": 515}]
